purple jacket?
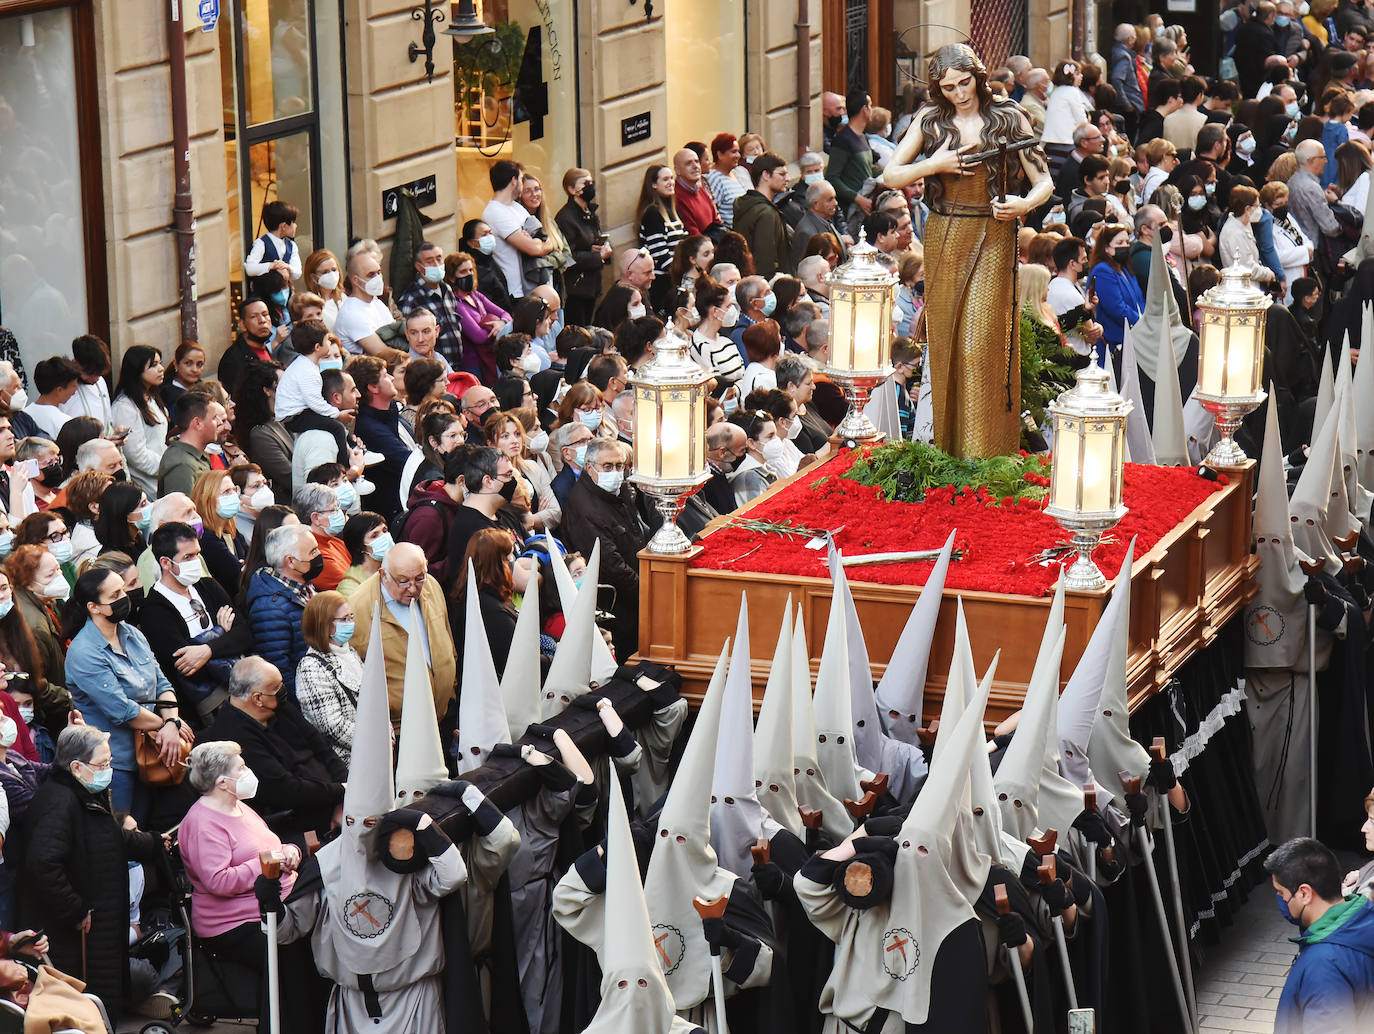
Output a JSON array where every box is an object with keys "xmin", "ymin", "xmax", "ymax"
[{"xmin": 454, "ymin": 290, "xmax": 510, "ymax": 349}]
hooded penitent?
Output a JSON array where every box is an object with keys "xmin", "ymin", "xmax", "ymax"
[
  {"xmin": 1085, "ymin": 541, "xmax": 1152, "ymax": 802},
  {"xmin": 1119, "ymin": 325, "xmax": 1157, "ymax": 465},
  {"xmin": 395, "ymin": 599, "xmax": 453, "ymax": 802},
  {"xmin": 753, "ymin": 598, "xmax": 801, "ymax": 837},
  {"xmin": 1289, "ymin": 407, "xmax": 1346, "ymax": 573},
  {"xmin": 1312, "ymin": 343, "xmax": 1335, "ymax": 449},
  {"xmin": 545, "ymin": 532, "xmax": 619, "ymax": 686},
  {"xmin": 800, "ymin": 642, "xmax": 993, "ymax": 1027},
  {"xmin": 710, "ymin": 596, "xmax": 770, "ymax": 880},
  {"xmin": 1245, "ymin": 393, "xmax": 1314, "ymax": 670},
  {"xmin": 1334, "ymin": 341, "xmax": 1373, "ymax": 526},
  {"xmin": 541, "ymin": 542, "xmax": 603, "ymax": 719},
  {"xmin": 1151, "ymin": 310, "xmax": 1190, "ymax": 467},
  {"xmin": 1354, "ymin": 304, "xmax": 1374, "ymax": 492},
  {"xmin": 328, "ymin": 606, "xmax": 420, "ymax": 973},
  {"xmin": 500, "ymin": 582, "xmax": 543, "ymax": 740},
  {"xmin": 643, "ymin": 640, "xmax": 737, "ymax": 1010},
  {"xmin": 791, "ymin": 606, "xmax": 853, "ymax": 842},
  {"xmin": 994, "ymin": 579, "xmax": 1069, "ymax": 843},
  {"xmin": 874, "ymin": 530, "xmax": 957, "ymax": 746},
  {"xmin": 579, "ymin": 765, "xmax": 682, "ymax": 1034},
  {"xmin": 1057, "ymin": 544, "xmax": 1138, "ymax": 803},
  {"xmin": 456, "ymin": 562, "xmax": 513, "ymax": 776},
  {"xmin": 1131, "ymin": 230, "xmax": 1192, "ymax": 382},
  {"xmin": 811, "ymin": 583, "xmax": 866, "ymax": 804}
]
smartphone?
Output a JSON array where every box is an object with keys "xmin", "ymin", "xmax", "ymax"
[
  {"xmin": 18, "ymin": 458, "xmax": 38, "ymax": 479},
  {"xmin": 1087, "ymin": 274, "xmax": 1096, "ymax": 299},
  {"xmin": 10, "ymin": 930, "xmax": 42, "ymax": 950}
]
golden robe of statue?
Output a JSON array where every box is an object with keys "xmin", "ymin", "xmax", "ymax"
[{"xmin": 881, "ymin": 43, "xmax": 1052, "ymax": 459}]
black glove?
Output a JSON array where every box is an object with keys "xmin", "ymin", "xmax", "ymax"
[
  {"xmin": 526, "ymin": 723, "xmax": 560, "ymax": 741},
  {"xmin": 254, "ymin": 873, "xmax": 284, "ymax": 918},
  {"xmin": 427, "ymin": 778, "xmax": 473, "ymax": 800},
  {"xmin": 1147, "ymin": 757, "xmax": 1177, "ymax": 794},
  {"xmin": 702, "ymin": 916, "xmax": 744, "ymax": 954},
  {"xmin": 1019, "ymin": 851, "xmax": 1041, "ymax": 887},
  {"xmin": 1305, "ymin": 575, "xmax": 1348, "ymax": 630},
  {"xmin": 1125, "ymin": 792, "xmax": 1149, "ymax": 828},
  {"xmin": 1040, "ymin": 878, "xmax": 1074, "ymax": 916},
  {"xmin": 997, "ymin": 910, "xmax": 1027, "ymax": 950},
  {"xmin": 1072, "ymin": 806, "xmax": 1112, "ymax": 847},
  {"xmin": 569, "ymin": 694, "xmax": 603, "ymax": 711},
  {"xmin": 862, "ymin": 815, "xmax": 903, "ymax": 838},
  {"xmin": 752, "ymin": 861, "xmax": 788, "ymax": 901},
  {"xmin": 1304, "ymin": 576, "xmax": 1327, "ymax": 606}
]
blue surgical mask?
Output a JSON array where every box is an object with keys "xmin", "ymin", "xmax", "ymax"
[
  {"xmin": 1204, "ymin": 181, "xmax": 1215, "ymax": 196},
  {"xmin": 271, "ymin": 289, "xmax": 290, "ymax": 307},
  {"xmin": 1276, "ymin": 891, "xmax": 1304, "ymax": 926},
  {"xmin": 135, "ymin": 508, "xmax": 153, "ymax": 533},
  {"xmin": 477, "ymin": 235, "xmax": 496, "ymax": 256},
  {"xmin": 596, "ymin": 470, "xmax": 624, "ymax": 494},
  {"xmin": 216, "ymin": 494, "xmax": 241, "ymax": 519},
  {"xmin": 320, "ymin": 358, "xmax": 344, "ymax": 371},
  {"xmin": 332, "ymin": 620, "xmax": 356, "ymax": 646},
  {"xmin": 423, "ymin": 265, "xmax": 445, "ymax": 284},
  {"xmin": 578, "ymin": 410, "xmax": 603, "ymax": 431},
  {"xmin": 1188, "ymin": 195, "xmax": 1207, "ymax": 211},
  {"xmin": 761, "ymin": 293, "xmax": 777, "ymax": 316},
  {"xmin": 804, "ymin": 172, "xmax": 823, "ymax": 186},
  {"xmin": 0, "ymin": 599, "xmax": 13, "ymax": 620},
  {"xmin": 335, "ymin": 481, "xmax": 357, "ymax": 510},
  {"xmin": 49, "ymin": 539, "xmax": 72, "ymax": 564},
  {"xmin": 573, "ymin": 443, "xmax": 588, "ymax": 468},
  {"xmin": 326, "ymin": 508, "xmax": 346, "ymax": 535},
  {"xmin": 0, "ymin": 531, "xmax": 13, "ymax": 559},
  {"xmin": 79, "ymin": 764, "xmax": 113, "ymax": 793},
  {"xmin": 1276, "ymin": 15, "xmax": 1291, "ymax": 26},
  {"xmin": 368, "ymin": 532, "xmax": 395, "ymax": 562},
  {"xmin": 1286, "ymin": 101, "xmax": 1301, "ymax": 120}
]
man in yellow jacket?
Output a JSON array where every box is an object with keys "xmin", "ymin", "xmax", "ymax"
[{"xmin": 349, "ymin": 541, "xmax": 456, "ymax": 729}]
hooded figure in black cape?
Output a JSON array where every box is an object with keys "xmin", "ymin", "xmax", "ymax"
[
  {"xmin": 1325, "ymin": 258, "xmax": 1374, "ymax": 361},
  {"xmin": 1251, "ymin": 114, "xmax": 1294, "ymax": 183}
]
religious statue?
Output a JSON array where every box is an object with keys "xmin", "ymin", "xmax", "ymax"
[{"xmin": 883, "ymin": 43, "xmax": 1052, "ymax": 459}]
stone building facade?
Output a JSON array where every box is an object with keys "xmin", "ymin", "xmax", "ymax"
[{"xmin": 0, "ymin": 0, "xmax": 1075, "ymax": 376}]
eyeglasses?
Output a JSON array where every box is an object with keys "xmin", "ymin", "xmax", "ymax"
[
  {"xmin": 385, "ymin": 571, "xmax": 425, "ymax": 588},
  {"xmin": 46, "ymin": 530, "xmax": 70, "ymax": 543}
]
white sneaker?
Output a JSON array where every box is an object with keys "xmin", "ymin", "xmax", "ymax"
[
  {"xmin": 363, "ymin": 450, "xmax": 386, "ymax": 466},
  {"xmin": 137, "ymin": 991, "xmax": 179, "ymax": 1019},
  {"xmin": 355, "ymin": 477, "xmax": 376, "ymax": 495}
]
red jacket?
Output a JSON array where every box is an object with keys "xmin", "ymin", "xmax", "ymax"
[
  {"xmin": 398, "ymin": 479, "xmax": 463, "ymax": 585},
  {"xmin": 675, "ymin": 179, "xmax": 721, "ymax": 237}
]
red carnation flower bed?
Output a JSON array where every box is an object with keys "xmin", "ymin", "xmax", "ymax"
[{"xmin": 691, "ymin": 451, "xmax": 1227, "ymax": 597}]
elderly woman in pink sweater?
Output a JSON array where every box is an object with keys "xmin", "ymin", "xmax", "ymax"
[{"xmin": 179, "ymin": 740, "xmax": 318, "ymax": 1027}]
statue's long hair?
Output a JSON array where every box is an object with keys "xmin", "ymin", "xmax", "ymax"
[{"xmin": 918, "ymin": 44, "xmax": 1047, "ymax": 205}]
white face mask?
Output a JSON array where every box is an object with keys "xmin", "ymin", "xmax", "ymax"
[
  {"xmin": 316, "ymin": 270, "xmax": 340, "ymax": 291},
  {"xmin": 0, "ymin": 715, "xmax": 16, "ymax": 748},
  {"xmin": 16, "ymin": 705, "xmax": 33, "ymax": 726},
  {"xmin": 596, "ymin": 470, "xmax": 624, "ymax": 494},
  {"xmin": 249, "ymin": 485, "xmax": 275, "ymax": 510},
  {"xmin": 8, "ymin": 388, "xmax": 28, "ymax": 411},
  {"xmin": 361, "ymin": 273, "xmax": 385, "ymax": 298},
  {"xmin": 786, "ymin": 415, "xmax": 803, "ymax": 440},
  {"xmin": 528, "ymin": 429, "xmax": 549, "ymax": 453},
  {"xmin": 227, "ymin": 767, "xmax": 258, "ymax": 801},
  {"xmin": 627, "ymin": 303, "xmax": 647, "ymax": 320},
  {"xmin": 520, "ymin": 352, "xmax": 542, "ymax": 375},
  {"xmin": 761, "ymin": 437, "xmax": 785, "ymax": 462},
  {"xmin": 41, "ymin": 573, "xmax": 70, "ymax": 601},
  {"xmin": 173, "ymin": 559, "xmax": 202, "ymax": 587},
  {"xmin": 719, "ymin": 305, "xmax": 740, "ymax": 328}
]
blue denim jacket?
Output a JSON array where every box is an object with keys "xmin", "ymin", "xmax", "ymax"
[
  {"xmin": 66, "ymin": 620, "xmax": 174, "ymax": 772},
  {"xmin": 1253, "ymin": 208, "xmax": 1287, "ymax": 286}
]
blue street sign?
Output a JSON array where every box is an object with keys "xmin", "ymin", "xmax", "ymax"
[{"xmin": 199, "ymin": 0, "xmax": 219, "ymax": 33}]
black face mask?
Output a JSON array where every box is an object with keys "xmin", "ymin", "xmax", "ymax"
[
  {"xmin": 499, "ymin": 477, "xmax": 518, "ymax": 503},
  {"xmin": 1113, "ymin": 245, "xmax": 1133, "ymax": 264},
  {"xmin": 105, "ymin": 596, "xmax": 132, "ymax": 624},
  {"xmin": 455, "ymin": 274, "xmax": 475, "ymax": 292},
  {"xmin": 244, "ymin": 329, "xmax": 272, "ymax": 345},
  {"xmin": 580, "ymin": 182, "xmax": 597, "ymax": 203},
  {"xmin": 1111, "ymin": 180, "xmax": 1131, "ymax": 195},
  {"xmin": 124, "ymin": 587, "xmax": 144, "ymax": 622},
  {"xmin": 1274, "ymin": 204, "xmax": 1290, "ymax": 220},
  {"xmin": 1159, "ymin": 226, "xmax": 1174, "ymax": 244},
  {"xmin": 111, "ymin": 468, "xmax": 127, "ymax": 483},
  {"xmin": 302, "ymin": 554, "xmax": 325, "ymax": 582},
  {"xmin": 39, "ymin": 461, "xmax": 63, "ymax": 487}
]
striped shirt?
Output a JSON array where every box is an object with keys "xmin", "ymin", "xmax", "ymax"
[
  {"xmin": 706, "ymin": 169, "xmax": 745, "ymax": 228},
  {"xmin": 694, "ymin": 330, "xmax": 745, "ymax": 384},
  {"xmin": 638, "ymin": 208, "xmax": 687, "ymax": 275}
]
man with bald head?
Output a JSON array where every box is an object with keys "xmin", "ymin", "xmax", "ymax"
[
  {"xmin": 335, "ymin": 247, "xmax": 394, "ymax": 356},
  {"xmin": 1289, "ymin": 139, "xmax": 1343, "ymax": 242},
  {"xmin": 794, "ymin": 179, "xmax": 850, "ymax": 264},
  {"xmin": 672, "ymin": 147, "xmax": 723, "ymax": 238},
  {"xmin": 822, "ymin": 91, "xmax": 845, "ymax": 151},
  {"xmin": 702, "ymin": 421, "xmax": 746, "ymax": 515},
  {"xmin": 349, "ymin": 540, "xmax": 457, "ymax": 728},
  {"xmin": 616, "ymin": 247, "xmax": 656, "ymax": 293}
]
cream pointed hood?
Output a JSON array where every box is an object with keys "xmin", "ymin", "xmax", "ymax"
[
  {"xmin": 1334, "ymin": 341, "xmax": 1372, "ymax": 526},
  {"xmin": 455, "ymin": 561, "xmax": 512, "ymax": 776},
  {"xmin": 1085, "ymin": 541, "xmax": 1151, "ymax": 801},
  {"xmin": 1151, "ymin": 311, "xmax": 1189, "ymax": 466},
  {"xmin": 811, "ymin": 582, "xmax": 865, "ymax": 803},
  {"xmin": 546, "ymin": 532, "xmax": 619, "ymax": 685},
  {"xmin": 874, "ymin": 530, "xmax": 957, "ymax": 744},
  {"xmin": 754, "ymin": 598, "xmax": 801, "ymax": 836},
  {"xmin": 542, "ymin": 542, "xmax": 602, "ymax": 718},
  {"xmin": 1290, "ymin": 407, "xmax": 1346, "ymax": 573},
  {"xmin": 500, "ymin": 586, "xmax": 543, "ymax": 740},
  {"xmin": 1313, "ymin": 342, "xmax": 1336, "ymax": 446},
  {"xmin": 790, "ymin": 605, "xmax": 853, "ymax": 842},
  {"xmin": 395, "ymin": 599, "xmax": 451, "ymax": 802},
  {"xmin": 1355, "ymin": 303, "xmax": 1374, "ymax": 491},
  {"xmin": 1120, "ymin": 325, "xmax": 1158, "ymax": 465},
  {"xmin": 1131, "ymin": 230, "xmax": 1191, "ymax": 377},
  {"xmin": 710, "ymin": 596, "xmax": 769, "ymax": 879},
  {"xmin": 827, "ymin": 546, "xmax": 885, "ymax": 773}
]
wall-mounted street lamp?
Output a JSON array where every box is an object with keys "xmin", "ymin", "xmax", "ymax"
[{"xmin": 410, "ymin": 0, "xmax": 495, "ymax": 81}]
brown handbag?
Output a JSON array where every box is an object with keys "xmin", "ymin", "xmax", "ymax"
[{"xmin": 135, "ymin": 728, "xmax": 190, "ymax": 785}]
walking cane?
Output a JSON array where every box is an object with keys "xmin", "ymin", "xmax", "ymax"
[
  {"xmin": 1150, "ymin": 739, "xmax": 1197, "ymax": 1033},
  {"xmin": 1300, "ymin": 558, "xmax": 1324, "ymax": 839},
  {"xmin": 1082, "ymin": 789, "xmax": 1097, "ymax": 884},
  {"xmin": 1037, "ymin": 855, "xmax": 1079, "ymax": 1011},
  {"xmin": 995, "ymin": 884, "xmax": 1035, "ymax": 1032},
  {"xmin": 694, "ymin": 895, "xmax": 732, "ymax": 1034},
  {"xmin": 260, "ymin": 851, "xmax": 282, "ymax": 1034},
  {"xmin": 1121, "ymin": 775, "xmax": 1193, "ymax": 1034}
]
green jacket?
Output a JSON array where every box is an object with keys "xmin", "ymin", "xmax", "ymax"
[
  {"xmin": 733, "ymin": 191, "xmax": 795, "ymax": 278},
  {"xmin": 825, "ymin": 126, "xmax": 875, "ymax": 210},
  {"xmin": 157, "ymin": 439, "xmax": 211, "ymax": 498}
]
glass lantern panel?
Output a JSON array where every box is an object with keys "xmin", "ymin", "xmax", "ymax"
[
  {"xmin": 850, "ymin": 288, "xmax": 889, "ymax": 371},
  {"xmin": 1050, "ymin": 416, "xmax": 1082, "ymax": 511},
  {"xmin": 657, "ymin": 395, "xmax": 694, "ymax": 480},
  {"xmin": 634, "ymin": 391, "xmax": 660, "ymax": 478},
  {"xmin": 1199, "ymin": 314, "xmax": 1258, "ymax": 397},
  {"xmin": 1079, "ymin": 422, "xmax": 1118, "ymax": 513},
  {"xmin": 831, "ymin": 290, "xmax": 855, "ymax": 370}
]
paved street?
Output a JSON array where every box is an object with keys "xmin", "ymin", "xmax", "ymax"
[{"xmin": 1194, "ymin": 882, "xmax": 1296, "ymax": 1034}]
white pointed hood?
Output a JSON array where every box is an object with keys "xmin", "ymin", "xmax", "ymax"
[
  {"xmin": 1290, "ymin": 407, "xmax": 1345, "ymax": 573},
  {"xmin": 930, "ymin": 600, "xmax": 974, "ymax": 768},
  {"xmin": 1246, "ymin": 393, "xmax": 1313, "ymax": 669},
  {"xmin": 644, "ymin": 643, "xmax": 736, "ymax": 1009},
  {"xmin": 395, "ymin": 600, "xmax": 451, "ymax": 802},
  {"xmin": 710, "ymin": 596, "xmax": 768, "ymax": 879},
  {"xmin": 1151, "ymin": 312, "xmax": 1190, "ymax": 466},
  {"xmin": 811, "ymin": 585, "xmax": 865, "ymax": 803},
  {"xmin": 1334, "ymin": 342, "xmax": 1373, "ymax": 526},
  {"xmin": 1086, "ymin": 541, "xmax": 1152, "ymax": 800},
  {"xmin": 827, "ymin": 546, "xmax": 884, "ymax": 773},
  {"xmin": 582, "ymin": 765, "xmax": 680, "ymax": 1034},
  {"xmin": 456, "ymin": 562, "xmax": 512, "ymax": 775},
  {"xmin": 1313, "ymin": 342, "xmax": 1336, "ymax": 445},
  {"xmin": 329, "ymin": 607, "xmax": 417, "ymax": 973},
  {"xmin": 874, "ymin": 530, "xmax": 957, "ymax": 743},
  {"xmin": 1131, "ymin": 230, "xmax": 1191, "ymax": 376},
  {"xmin": 1355, "ymin": 304, "xmax": 1374, "ymax": 491},
  {"xmin": 1057, "ymin": 544, "xmax": 1136, "ymax": 800},
  {"xmin": 754, "ymin": 599, "xmax": 801, "ymax": 836},
  {"xmin": 546, "ymin": 532, "xmax": 619, "ymax": 685},
  {"xmin": 1120, "ymin": 325, "xmax": 1157, "ymax": 465},
  {"xmin": 862, "ymin": 375, "xmax": 904, "ymax": 440},
  {"xmin": 790, "ymin": 606, "xmax": 852, "ymax": 842},
  {"xmin": 542, "ymin": 542, "xmax": 602, "ymax": 717},
  {"xmin": 994, "ymin": 580, "xmax": 1067, "ymax": 842},
  {"xmin": 500, "ymin": 587, "xmax": 543, "ymax": 740}
]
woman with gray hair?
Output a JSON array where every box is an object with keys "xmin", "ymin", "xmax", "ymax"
[
  {"xmin": 178, "ymin": 739, "xmax": 316, "ymax": 1028},
  {"xmin": 16, "ymin": 724, "xmax": 165, "ymax": 1020}
]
